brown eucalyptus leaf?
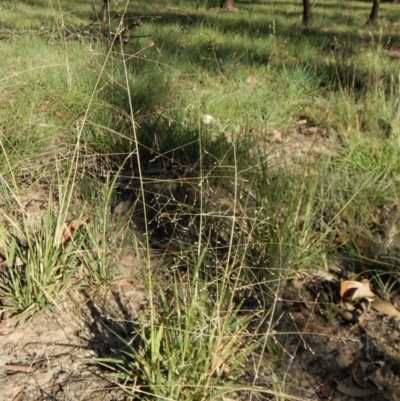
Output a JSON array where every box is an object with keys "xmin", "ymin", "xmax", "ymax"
[
  {"xmin": 338, "ymin": 309, "xmax": 354, "ymax": 321},
  {"xmin": 0, "ymin": 364, "xmax": 36, "ymax": 373},
  {"xmin": 340, "ymin": 280, "xmax": 376, "ymax": 301},
  {"xmin": 370, "ymin": 298, "xmax": 400, "ymax": 317},
  {"xmin": 320, "ymin": 370, "xmax": 341, "ymax": 398},
  {"xmin": 339, "ymin": 299, "xmax": 355, "ymax": 311},
  {"xmin": 335, "ymin": 381, "xmax": 377, "ymax": 397},
  {"xmin": 58, "ymin": 215, "xmax": 90, "ymax": 245}
]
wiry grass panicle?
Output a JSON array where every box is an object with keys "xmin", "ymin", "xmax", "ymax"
[{"xmin": 1, "ymin": 0, "xmax": 400, "ymax": 399}]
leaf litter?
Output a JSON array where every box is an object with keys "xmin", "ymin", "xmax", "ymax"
[{"xmin": 260, "ymin": 268, "xmax": 400, "ymax": 401}]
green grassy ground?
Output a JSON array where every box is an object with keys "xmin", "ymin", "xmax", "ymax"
[{"xmin": 1, "ymin": 0, "xmax": 400, "ymax": 399}]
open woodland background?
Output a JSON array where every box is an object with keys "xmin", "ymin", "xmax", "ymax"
[{"xmin": 1, "ymin": 1, "xmax": 400, "ymax": 400}]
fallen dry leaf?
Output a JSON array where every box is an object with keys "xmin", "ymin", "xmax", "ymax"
[
  {"xmin": 350, "ymin": 355, "xmax": 365, "ymax": 388},
  {"xmin": 294, "ymin": 119, "xmax": 308, "ymax": 126},
  {"xmin": 320, "ymin": 369, "xmax": 341, "ymax": 398},
  {"xmin": 58, "ymin": 216, "xmax": 89, "ymax": 245},
  {"xmin": 212, "ymin": 354, "xmax": 231, "ymax": 376},
  {"xmin": 55, "ymin": 111, "xmax": 66, "ymax": 119},
  {"xmin": 370, "ymin": 298, "xmax": 400, "ymax": 317},
  {"xmin": 340, "ymin": 280, "xmax": 376, "ymax": 301},
  {"xmin": 335, "ymin": 233, "xmax": 351, "ymax": 247},
  {"xmin": 0, "ymin": 364, "xmax": 36, "ymax": 373},
  {"xmin": 338, "ymin": 309, "xmax": 355, "ymax": 321},
  {"xmin": 273, "ymin": 129, "xmax": 282, "ymax": 142},
  {"xmin": 335, "ymin": 380, "xmax": 377, "ymax": 397},
  {"xmin": 12, "ymin": 390, "xmax": 24, "ymax": 401},
  {"xmin": 321, "ymin": 356, "xmax": 377, "ymax": 398}
]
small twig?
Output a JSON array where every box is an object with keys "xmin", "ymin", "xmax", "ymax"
[
  {"xmin": 0, "ymin": 364, "xmax": 36, "ymax": 373},
  {"xmin": 12, "ymin": 389, "xmax": 24, "ymax": 401},
  {"xmin": 0, "ymin": 28, "xmax": 21, "ymax": 39}
]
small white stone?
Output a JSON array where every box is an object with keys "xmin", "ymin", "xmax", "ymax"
[{"xmin": 202, "ymin": 114, "xmax": 217, "ymax": 125}]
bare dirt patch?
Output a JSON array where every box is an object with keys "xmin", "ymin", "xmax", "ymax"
[
  {"xmin": 265, "ymin": 119, "xmax": 341, "ymax": 169},
  {"xmin": 0, "ymin": 249, "xmax": 148, "ymax": 401}
]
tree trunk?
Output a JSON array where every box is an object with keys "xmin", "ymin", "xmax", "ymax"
[
  {"xmin": 303, "ymin": 0, "xmax": 312, "ymax": 25},
  {"xmin": 220, "ymin": 0, "xmax": 234, "ymax": 10},
  {"xmin": 366, "ymin": 0, "xmax": 380, "ymax": 25},
  {"xmin": 101, "ymin": 0, "xmax": 109, "ymax": 37}
]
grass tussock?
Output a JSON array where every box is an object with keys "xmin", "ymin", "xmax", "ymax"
[{"xmin": 1, "ymin": 0, "xmax": 400, "ymax": 399}]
